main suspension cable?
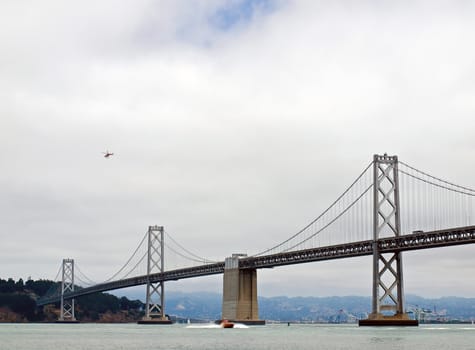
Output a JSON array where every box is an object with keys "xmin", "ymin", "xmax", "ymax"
[
  {"xmin": 400, "ymin": 161, "xmax": 475, "ymax": 193},
  {"xmin": 252, "ymin": 161, "xmax": 373, "ymax": 256},
  {"xmin": 75, "ymin": 263, "xmax": 97, "ymax": 285},
  {"xmin": 121, "ymin": 251, "xmax": 148, "ymax": 279},
  {"xmin": 165, "ymin": 230, "xmax": 217, "ymax": 263},
  {"xmin": 282, "ymin": 183, "xmax": 373, "ymax": 252},
  {"xmin": 103, "ymin": 230, "xmax": 149, "ymax": 282},
  {"xmin": 53, "ymin": 263, "xmax": 62, "ymax": 282},
  {"xmin": 399, "ymin": 169, "xmax": 475, "ymax": 197}
]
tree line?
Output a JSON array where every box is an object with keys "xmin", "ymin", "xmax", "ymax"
[{"xmin": 0, "ymin": 278, "xmax": 144, "ymax": 322}]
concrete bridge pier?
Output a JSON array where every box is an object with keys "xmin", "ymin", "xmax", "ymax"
[{"xmin": 220, "ymin": 254, "xmax": 265, "ymax": 325}]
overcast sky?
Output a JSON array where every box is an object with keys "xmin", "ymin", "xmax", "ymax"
[{"xmin": 1, "ymin": 0, "xmax": 475, "ymax": 299}]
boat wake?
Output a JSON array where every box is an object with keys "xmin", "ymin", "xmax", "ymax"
[{"xmin": 186, "ymin": 323, "xmax": 249, "ymax": 329}]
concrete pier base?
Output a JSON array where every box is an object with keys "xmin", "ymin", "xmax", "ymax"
[
  {"xmin": 221, "ymin": 255, "xmax": 264, "ymax": 325},
  {"xmin": 359, "ymin": 313, "xmax": 418, "ymax": 326}
]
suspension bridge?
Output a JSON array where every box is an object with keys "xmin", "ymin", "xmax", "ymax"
[{"xmin": 37, "ymin": 154, "xmax": 475, "ymax": 326}]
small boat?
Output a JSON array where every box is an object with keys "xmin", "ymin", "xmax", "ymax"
[{"xmin": 220, "ymin": 319, "xmax": 234, "ymax": 328}]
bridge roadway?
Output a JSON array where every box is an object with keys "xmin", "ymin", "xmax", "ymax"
[{"xmin": 37, "ymin": 225, "xmax": 475, "ymax": 306}]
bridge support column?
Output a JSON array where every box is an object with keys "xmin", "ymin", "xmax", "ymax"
[
  {"xmin": 359, "ymin": 154, "xmax": 417, "ymax": 326},
  {"xmin": 220, "ymin": 254, "xmax": 265, "ymax": 325},
  {"xmin": 57, "ymin": 258, "xmax": 79, "ymax": 323},
  {"xmin": 138, "ymin": 225, "xmax": 172, "ymax": 324}
]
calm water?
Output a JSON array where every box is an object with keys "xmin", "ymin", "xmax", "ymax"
[{"xmin": 1, "ymin": 323, "xmax": 475, "ymax": 350}]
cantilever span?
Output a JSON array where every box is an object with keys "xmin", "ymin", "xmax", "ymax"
[{"xmin": 37, "ymin": 225, "xmax": 475, "ymax": 306}]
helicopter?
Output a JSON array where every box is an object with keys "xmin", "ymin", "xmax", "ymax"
[{"xmin": 102, "ymin": 150, "xmax": 114, "ymax": 158}]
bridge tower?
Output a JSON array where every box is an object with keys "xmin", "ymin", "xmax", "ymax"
[
  {"xmin": 359, "ymin": 154, "xmax": 417, "ymax": 326},
  {"xmin": 57, "ymin": 258, "xmax": 78, "ymax": 323},
  {"xmin": 138, "ymin": 225, "xmax": 172, "ymax": 324},
  {"xmin": 221, "ymin": 254, "xmax": 265, "ymax": 325}
]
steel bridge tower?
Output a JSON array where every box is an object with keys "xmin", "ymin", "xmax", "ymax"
[
  {"xmin": 58, "ymin": 258, "xmax": 78, "ymax": 322},
  {"xmin": 138, "ymin": 225, "xmax": 172, "ymax": 324},
  {"xmin": 360, "ymin": 154, "xmax": 417, "ymax": 326}
]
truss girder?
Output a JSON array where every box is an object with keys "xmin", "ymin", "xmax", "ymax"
[{"xmin": 38, "ymin": 226, "xmax": 475, "ymax": 306}]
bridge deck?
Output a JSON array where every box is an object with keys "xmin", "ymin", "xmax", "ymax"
[{"xmin": 37, "ymin": 225, "xmax": 475, "ymax": 306}]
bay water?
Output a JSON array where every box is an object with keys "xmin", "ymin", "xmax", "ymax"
[{"xmin": 1, "ymin": 323, "xmax": 475, "ymax": 350}]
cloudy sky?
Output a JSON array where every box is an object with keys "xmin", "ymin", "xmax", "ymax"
[{"xmin": 1, "ymin": 0, "xmax": 475, "ymax": 299}]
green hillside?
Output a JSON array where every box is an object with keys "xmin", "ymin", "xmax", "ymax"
[{"xmin": 0, "ymin": 278, "xmax": 144, "ymax": 322}]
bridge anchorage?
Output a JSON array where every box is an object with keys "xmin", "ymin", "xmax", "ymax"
[{"xmin": 219, "ymin": 254, "xmax": 265, "ymax": 325}]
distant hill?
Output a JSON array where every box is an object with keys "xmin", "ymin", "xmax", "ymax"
[
  {"xmin": 157, "ymin": 291, "xmax": 475, "ymax": 322},
  {"xmin": 3, "ymin": 277, "xmax": 475, "ymax": 323}
]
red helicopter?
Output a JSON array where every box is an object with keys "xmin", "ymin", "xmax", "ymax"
[{"xmin": 102, "ymin": 150, "xmax": 114, "ymax": 158}]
